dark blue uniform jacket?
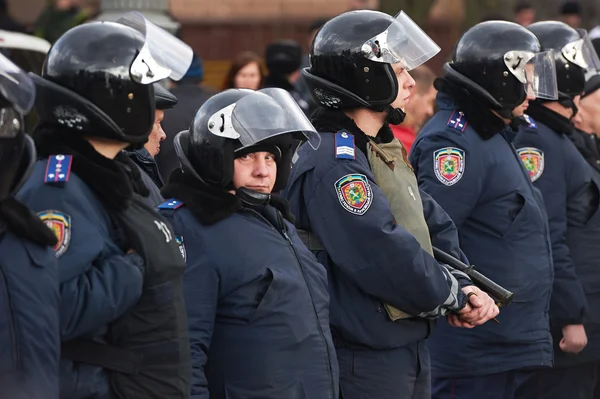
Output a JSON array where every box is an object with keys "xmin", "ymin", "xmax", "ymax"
[
  {"xmin": 283, "ymin": 129, "xmax": 469, "ymax": 351},
  {"xmin": 17, "ymin": 158, "xmax": 144, "ymax": 399},
  {"xmin": 515, "ymin": 111, "xmax": 600, "ymax": 367},
  {"xmin": 159, "ymin": 200, "xmax": 339, "ymax": 399},
  {"xmin": 409, "ymin": 93, "xmax": 554, "ymax": 377},
  {"xmin": 0, "ymin": 229, "xmax": 59, "ymax": 399}
]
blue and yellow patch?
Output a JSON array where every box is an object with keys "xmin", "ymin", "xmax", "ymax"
[
  {"xmin": 433, "ymin": 147, "xmax": 466, "ymax": 186},
  {"xmin": 38, "ymin": 210, "xmax": 71, "ymax": 257},
  {"xmin": 517, "ymin": 147, "xmax": 544, "ymax": 182},
  {"xmin": 334, "ymin": 174, "xmax": 373, "ymax": 215}
]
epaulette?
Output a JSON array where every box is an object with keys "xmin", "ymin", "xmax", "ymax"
[
  {"xmin": 157, "ymin": 198, "xmax": 185, "ymax": 210},
  {"xmin": 523, "ymin": 114, "xmax": 537, "ymax": 129},
  {"xmin": 44, "ymin": 154, "xmax": 72, "ymax": 186},
  {"xmin": 446, "ymin": 109, "xmax": 468, "ymax": 133},
  {"xmin": 335, "ymin": 129, "xmax": 355, "ymax": 159}
]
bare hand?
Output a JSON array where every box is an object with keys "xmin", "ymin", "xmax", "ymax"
[
  {"xmin": 560, "ymin": 324, "xmax": 587, "ymax": 354},
  {"xmin": 453, "ymin": 286, "xmax": 499, "ymax": 327}
]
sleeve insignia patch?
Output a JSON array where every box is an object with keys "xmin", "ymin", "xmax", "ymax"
[
  {"xmin": 517, "ymin": 147, "xmax": 544, "ymax": 182},
  {"xmin": 38, "ymin": 210, "xmax": 71, "ymax": 257},
  {"xmin": 433, "ymin": 147, "xmax": 466, "ymax": 186},
  {"xmin": 334, "ymin": 174, "xmax": 373, "ymax": 215}
]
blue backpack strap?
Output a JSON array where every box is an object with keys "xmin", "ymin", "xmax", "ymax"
[
  {"xmin": 335, "ymin": 129, "xmax": 356, "ymax": 160},
  {"xmin": 446, "ymin": 109, "xmax": 469, "ymax": 133},
  {"xmin": 44, "ymin": 154, "xmax": 72, "ymax": 186},
  {"xmin": 157, "ymin": 198, "xmax": 185, "ymax": 210},
  {"xmin": 523, "ymin": 114, "xmax": 537, "ymax": 129}
]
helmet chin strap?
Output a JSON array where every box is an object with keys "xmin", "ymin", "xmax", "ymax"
[
  {"xmin": 559, "ymin": 97, "xmax": 579, "ymax": 120},
  {"xmin": 235, "ymin": 186, "xmax": 271, "ymax": 207},
  {"xmin": 386, "ymin": 105, "xmax": 406, "ymax": 125}
]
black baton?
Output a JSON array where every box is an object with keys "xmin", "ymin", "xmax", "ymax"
[{"xmin": 433, "ymin": 247, "xmax": 514, "ymax": 307}]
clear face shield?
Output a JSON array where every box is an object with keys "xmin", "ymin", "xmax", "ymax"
[
  {"xmin": 504, "ymin": 50, "xmax": 558, "ymax": 100},
  {"xmin": 0, "ymin": 52, "xmax": 33, "ymax": 138},
  {"xmin": 116, "ymin": 11, "xmax": 193, "ymax": 84},
  {"xmin": 562, "ymin": 31, "xmax": 600, "ymax": 72},
  {"xmin": 206, "ymin": 87, "xmax": 321, "ymax": 151},
  {"xmin": 361, "ymin": 11, "xmax": 441, "ymax": 71}
]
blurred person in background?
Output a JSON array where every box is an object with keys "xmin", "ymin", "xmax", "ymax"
[
  {"xmin": 560, "ymin": 1, "xmax": 583, "ymax": 29},
  {"xmin": 0, "ymin": 0, "xmax": 24, "ymax": 32},
  {"xmin": 514, "ymin": 1, "xmax": 536, "ymax": 26},
  {"xmin": 391, "ymin": 65, "xmax": 437, "ymax": 152},
  {"xmin": 347, "ymin": 0, "xmax": 374, "ymax": 11},
  {"xmin": 34, "ymin": 0, "xmax": 89, "ymax": 44},
  {"xmin": 156, "ymin": 53, "xmax": 214, "ymax": 182},
  {"xmin": 265, "ymin": 39, "xmax": 315, "ymax": 116},
  {"xmin": 221, "ymin": 51, "xmax": 264, "ymax": 91}
]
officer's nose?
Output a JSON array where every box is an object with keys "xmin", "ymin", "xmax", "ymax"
[{"xmin": 252, "ymin": 155, "xmax": 271, "ymax": 177}]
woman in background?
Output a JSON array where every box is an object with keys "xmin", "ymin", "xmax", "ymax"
[{"xmin": 222, "ymin": 51, "xmax": 264, "ymax": 91}]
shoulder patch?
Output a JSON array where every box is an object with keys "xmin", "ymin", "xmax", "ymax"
[
  {"xmin": 446, "ymin": 109, "xmax": 468, "ymax": 133},
  {"xmin": 157, "ymin": 198, "xmax": 185, "ymax": 210},
  {"xmin": 38, "ymin": 210, "xmax": 71, "ymax": 257},
  {"xmin": 523, "ymin": 114, "xmax": 537, "ymax": 129},
  {"xmin": 334, "ymin": 174, "xmax": 373, "ymax": 215},
  {"xmin": 517, "ymin": 147, "xmax": 544, "ymax": 182},
  {"xmin": 433, "ymin": 147, "xmax": 466, "ymax": 186},
  {"xmin": 44, "ymin": 155, "xmax": 72, "ymax": 185},
  {"xmin": 175, "ymin": 235, "xmax": 186, "ymax": 262},
  {"xmin": 335, "ymin": 130, "xmax": 355, "ymax": 159}
]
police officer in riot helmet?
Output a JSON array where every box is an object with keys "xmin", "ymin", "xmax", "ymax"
[
  {"xmin": 513, "ymin": 22, "xmax": 600, "ymax": 399},
  {"xmin": 158, "ymin": 87, "xmax": 338, "ymax": 399},
  {"xmin": 284, "ymin": 9, "xmax": 498, "ymax": 399},
  {"xmin": 17, "ymin": 13, "xmax": 193, "ymax": 398},
  {"xmin": 409, "ymin": 21, "xmax": 558, "ymax": 398},
  {"xmin": 0, "ymin": 53, "xmax": 60, "ymax": 399}
]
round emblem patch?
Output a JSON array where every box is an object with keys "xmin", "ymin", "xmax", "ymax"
[
  {"xmin": 38, "ymin": 210, "xmax": 71, "ymax": 257},
  {"xmin": 517, "ymin": 147, "xmax": 544, "ymax": 182},
  {"xmin": 334, "ymin": 174, "xmax": 373, "ymax": 215},
  {"xmin": 433, "ymin": 147, "xmax": 466, "ymax": 186}
]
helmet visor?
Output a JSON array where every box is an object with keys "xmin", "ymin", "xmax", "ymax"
[
  {"xmin": 207, "ymin": 87, "xmax": 321, "ymax": 150},
  {"xmin": 361, "ymin": 11, "xmax": 440, "ymax": 71},
  {"xmin": 0, "ymin": 52, "xmax": 35, "ymax": 114},
  {"xmin": 117, "ymin": 11, "xmax": 193, "ymax": 83},
  {"xmin": 562, "ymin": 33, "xmax": 600, "ymax": 71},
  {"xmin": 505, "ymin": 50, "xmax": 558, "ymax": 100}
]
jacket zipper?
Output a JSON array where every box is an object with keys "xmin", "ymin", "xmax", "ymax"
[
  {"xmin": 242, "ymin": 208, "xmax": 336, "ymax": 398},
  {"xmin": 0, "ymin": 265, "xmax": 20, "ymax": 369}
]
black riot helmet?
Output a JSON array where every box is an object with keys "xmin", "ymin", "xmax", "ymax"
[
  {"xmin": 30, "ymin": 12, "xmax": 192, "ymax": 145},
  {"xmin": 174, "ymin": 87, "xmax": 321, "ymax": 193},
  {"xmin": 527, "ymin": 21, "xmax": 600, "ymax": 100},
  {"xmin": 446, "ymin": 20, "xmax": 558, "ymax": 118},
  {"xmin": 0, "ymin": 53, "xmax": 38, "ymax": 201},
  {"xmin": 302, "ymin": 10, "xmax": 440, "ymax": 123}
]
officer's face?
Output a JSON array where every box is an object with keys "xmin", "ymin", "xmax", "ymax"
[
  {"xmin": 576, "ymin": 91, "xmax": 600, "ymax": 134},
  {"xmin": 144, "ymin": 109, "xmax": 166, "ymax": 158},
  {"xmin": 233, "ymin": 151, "xmax": 277, "ymax": 194},
  {"xmin": 390, "ymin": 63, "xmax": 416, "ymax": 111}
]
